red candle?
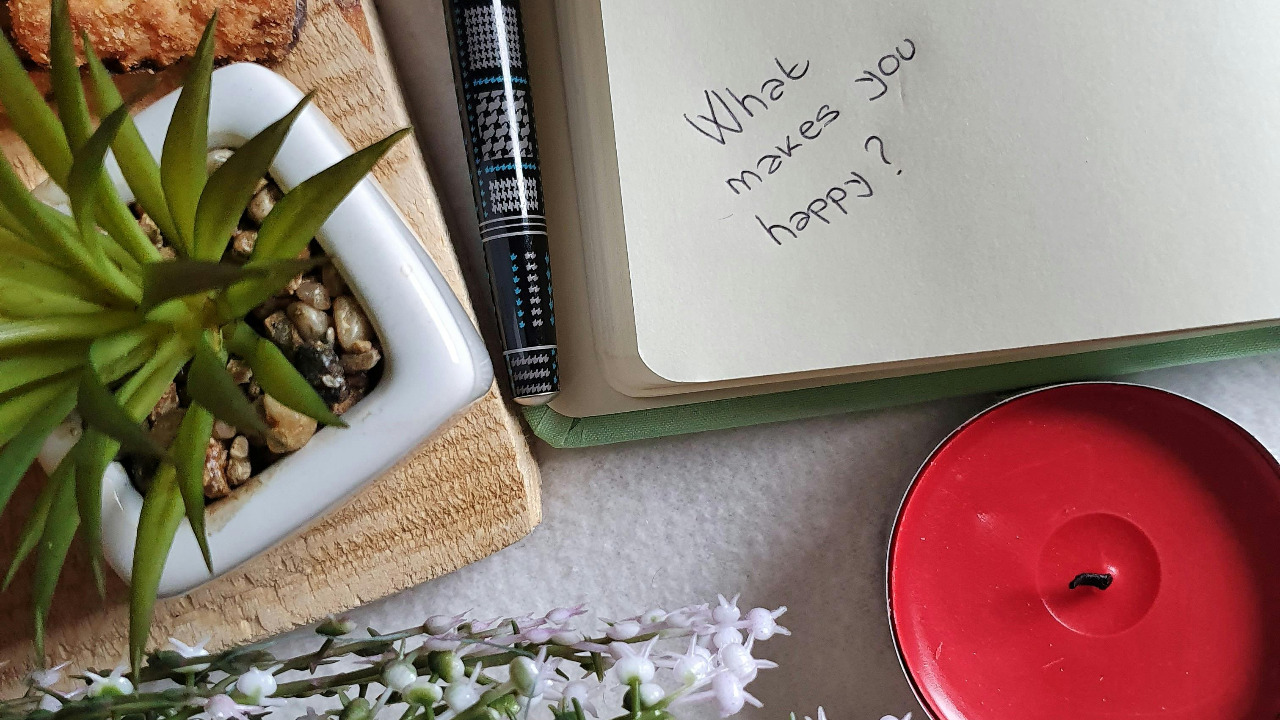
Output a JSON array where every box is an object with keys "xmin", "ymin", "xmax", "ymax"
[{"xmin": 888, "ymin": 383, "xmax": 1280, "ymax": 719}]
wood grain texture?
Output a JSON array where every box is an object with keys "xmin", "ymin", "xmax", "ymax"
[{"xmin": 0, "ymin": 0, "xmax": 540, "ymax": 687}]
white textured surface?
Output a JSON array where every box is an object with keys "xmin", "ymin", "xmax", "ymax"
[{"xmin": 335, "ymin": 3, "xmax": 1280, "ymax": 718}]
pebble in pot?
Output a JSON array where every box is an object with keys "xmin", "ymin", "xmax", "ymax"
[{"xmin": 263, "ymin": 395, "xmax": 318, "ymax": 454}]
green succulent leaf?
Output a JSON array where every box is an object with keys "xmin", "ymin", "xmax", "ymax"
[
  {"xmin": 0, "ymin": 386, "xmax": 76, "ymax": 520},
  {"xmin": 72, "ymin": 430, "xmax": 118, "ymax": 596},
  {"xmin": 32, "ymin": 468, "xmax": 80, "ymax": 658},
  {"xmin": 226, "ymin": 321, "xmax": 346, "ymax": 427},
  {"xmin": 0, "ymin": 377, "xmax": 77, "ymax": 447},
  {"xmin": 77, "ymin": 368, "xmax": 166, "ymax": 458},
  {"xmin": 160, "ymin": 14, "xmax": 218, "ymax": 254},
  {"xmin": 0, "ymin": 255, "xmax": 95, "ymax": 303},
  {"xmin": 0, "ymin": 28, "xmax": 72, "ymax": 184},
  {"xmin": 0, "ymin": 312, "xmax": 138, "ymax": 353},
  {"xmin": 0, "ymin": 348, "xmax": 85, "ymax": 396},
  {"xmin": 0, "ymin": 277, "xmax": 103, "ymax": 317},
  {"xmin": 130, "ymin": 462, "xmax": 185, "ymax": 676},
  {"xmin": 0, "ymin": 220, "xmax": 62, "ymax": 266},
  {"xmin": 83, "ymin": 35, "xmax": 180, "ymax": 246},
  {"xmin": 68, "ymin": 105, "xmax": 134, "ymax": 262},
  {"xmin": 194, "ymin": 94, "xmax": 313, "ymax": 260},
  {"xmin": 217, "ymin": 257, "xmax": 327, "ymax": 321},
  {"xmin": 187, "ymin": 333, "xmax": 270, "ymax": 437},
  {"xmin": 3, "ymin": 459, "xmax": 71, "ymax": 593},
  {"xmin": 140, "ymin": 259, "xmax": 269, "ymax": 310},
  {"xmin": 251, "ymin": 128, "xmax": 411, "ymax": 262},
  {"xmin": 171, "ymin": 404, "xmax": 215, "ymax": 572},
  {"xmin": 49, "ymin": 0, "xmax": 92, "ymax": 150},
  {"xmin": 89, "ymin": 327, "xmax": 160, "ymax": 383}
]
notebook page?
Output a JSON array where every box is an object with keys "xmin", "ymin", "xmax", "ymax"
[{"xmin": 596, "ymin": 0, "xmax": 1280, "ymax": 389}]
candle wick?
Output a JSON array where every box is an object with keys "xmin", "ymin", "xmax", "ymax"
[{"xmin": 1068, "ymin": 572, "xmax": 1114, "ymax": 591}]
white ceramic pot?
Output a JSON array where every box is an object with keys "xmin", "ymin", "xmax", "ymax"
[{"xmin": 37, "ymin": 63, "xmax": 493, "ymax": 597}]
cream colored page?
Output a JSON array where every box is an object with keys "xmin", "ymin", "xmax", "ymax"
[{"xmin": 598, "ymin": 0, "xmax": 1280, "ymax": 385}]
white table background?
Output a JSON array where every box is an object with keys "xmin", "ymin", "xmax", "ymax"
[{"xmin": 287, "ymin": 3, "xmax": 1280, "ymax": 717}]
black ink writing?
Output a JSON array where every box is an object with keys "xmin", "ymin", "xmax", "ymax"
[
  {"xmin": 854, "ymin": 39, "xmax": 917, "ymax": 101},
  {"xmin": 754, "ymin": 170, "xmax": 874, "ymax": 245},
  {"xmin": 725, "ymin": 104, "xmax": 841, "ymax": 195},
  {"xmin": 684, "ymin": 58, "xmax": 812, "ymax": 145}
]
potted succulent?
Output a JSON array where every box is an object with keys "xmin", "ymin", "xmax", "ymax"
[{"xmin": 0, "ymin": 2, "xmax": 491, "ymax": 673}]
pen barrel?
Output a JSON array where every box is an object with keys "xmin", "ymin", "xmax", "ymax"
[{"xmin": 448, "ymin": 0, "xmax": 559, "ymax": 401}]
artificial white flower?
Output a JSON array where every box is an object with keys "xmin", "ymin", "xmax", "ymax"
[
  {"xmin": 708, "ymin": 672, "xmax": 761, "ymax": 717},
  {"xmin": 606, "ymin": 620, "xmax": 642, "ymax": 641},
  {"xmin": 636, "ymin": 682, "xmax": 665, "ymax": 708},
  {"xmin": 712, "ymin": 595, "xmax": 742, "ymax": 625},
  {"xmin": 718, "ymin": 637, "xmax": 777, "ymax": 682},
  {"xmin": 28, "ymin": 662, "xmax": 69, "ymax": 689},
  {"xmin": 551, "ymin": 630, "xmax": 585, "ymax": 646},
  {"xmin": 744, "ymin": 606, "xmax": 790, "ymax": 640},
  {"xmin": 425, "ymin": 612, "xmax": 470, "ymax": 636},
  {"xmin": 638, "ymin": 608, "xmax": 668, "ymax": 625},
  {"xmin": 235, "ymin": 666, "xmax": 283, "ymax": 704},
  {"xmin": 443, "ymin": 664, "xmax": 484, "ymax": 712},
  {"xmin": 510, "ymin": 648, "xmax": 558, "ymax": 699},
  {"xmin": 712, "ymin": 626, "xmax": 743, "ymax": 649},
  {"xmin": 169, "ymin": 637, "xmax": 213, "ymax": 673},
  {"xmin": 552, "ymin": 679, "xmax": 599, "ymax": 717},
  {"xmin": 382, "ymin": 660, "xmax": 417, "ymax": 693},
  {"xmin": 200, "ymin": 694, "xmax": 260, "ymax": 720},
  {"xmin": 665, "ymin": 637, "xmax": 715, "ymax": 686},
  {"xmin": 609, "ymin": 639, "xmax": 657, "ymax": 684},
  {"xmin": 546, "ymin": 605, "xmax": 587, "ymax": 625},
  {"xmin": 85, "ymin": 666, "xmax": 133, "ymax": 698},
  {"xmin": 403, "ymin": 677, "xmax": 444, "ymax": 706}
]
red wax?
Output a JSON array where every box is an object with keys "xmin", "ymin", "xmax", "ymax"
[{"xmin": 888, "ymin": 384, "xmax": 1280, "ymax": 719}]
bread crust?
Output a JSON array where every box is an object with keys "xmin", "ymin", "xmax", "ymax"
[{"xmin": 8, "ymin": 0, "xmax": 308, "ymax": 69}]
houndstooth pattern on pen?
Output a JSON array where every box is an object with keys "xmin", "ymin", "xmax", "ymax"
[
  {"xmin": 463, "ymin": 5, "xmax": 523, "ymax": 70},
  {"xmin": 489, "ymin": 177, "xmax": 540, "ymax": 215},
  {"xmin": 475, "ymin": 89, "xmax": 533, "ymax": 161}
]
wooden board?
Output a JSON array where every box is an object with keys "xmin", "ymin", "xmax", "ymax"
[{"xmin": 0, "ymin": 0, "xmax": 541, "ymax": 686}]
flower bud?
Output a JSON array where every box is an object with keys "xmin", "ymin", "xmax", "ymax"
[
  {"xmin": 510, "ymin": 656, "xmax": 540, "ymax": 695},
  {"xmin": 86, "ymin": 674, "xmax": 133, "ymax": 698},
  {"xmin": 637, "ymin": 682, "xmax": 665, "ymax": 709},
  {"xmin": 711, "ymin": 673, "xmax": 745, "ymax": 717},
  {"xmin": 613, "ymin": 655, "xmax": 655, "ymax": 684},
  {"xmin": 403, "ymin": 677, "xmax": 444, "ymax": 706},
  {"xmin": 317, "ymin": 616, "xmax": 357, "ymax": 637},
  {"xmin": 712, "ymin": 627, "xmax": 743, "ymax": 649},
  {"xmin": 639, "ymin": 608, "xmax": 667, "ymax": 625},
  {"xmin": 234, "ymin": 667, "xmax": 278, "ymax": 703},
  {"xmin": 673, "ymin": 647, "xmax": 713, "ymax": 685},
  {"xmin": 382, "ymin": 660, "xmax": 417, "ymax": 693},
  {"xmin": 491, "ymin": 694, "xmax": 520, "ymax": 718},
  {"xmin": 745, "ymin": 607, "xmax": 787, "ymax": 640},
  {"xmin": 444, "ymin": 681, "xmax": 480, "ymax": 712},
  {"xmin": 425, "ymin": 615, "xmax": 459, "ymax": 636},
  {"xmin": 340, "ymin": 698, "xmax": 373, "ymax": 720},
  {"xmin": 552, "ymin": 630, "xmax": 584, "ymax": 646},
  {"xmin": 607, "ymin": 621, "xmax": 641, "ymax": 641},
  {"xmin": 428, "ymin": 651, "xmax": 465, "ymax": 683}
]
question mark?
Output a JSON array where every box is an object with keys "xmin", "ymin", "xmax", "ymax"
[{"xmin": 865, "ymin": 135, "xmax": 902, "ymax": 175}]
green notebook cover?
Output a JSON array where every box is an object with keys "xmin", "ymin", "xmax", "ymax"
[{"xmin": 524, "ymin": 328, "xmax": 1280, "ymax": 448}]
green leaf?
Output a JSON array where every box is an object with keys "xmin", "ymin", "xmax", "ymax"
[
  {"xmin": 49, "ymin": 0, "xmax": 92, "ymax": 150},
  {"xmin": 251, "ymin": 128, "xmax": 411, "ymax": 262},
  {"xmin": 4, "ymin": 459, "xmax": 72, "ymax": 592},
  {"xmin": 217, "ymin": 257, "xmax": 327, "ymax": 321},
  {"xmin": 0, "ymin": 28, "xmax": 72, "ymax": 184},
  {"xmin": 171, "ymin": 404, "xmax": 215, "ymax": 572},
  {"xmin": 0, "ymin": 377, "xmax": 77, "ymax": 447},
  {"xmin": 0, "ymin": 221, "xmax": 62, "ymax": 266},
  {"xmin": 194, "ymin": 95, "xmax": 313, "ymax": 260},
  {"xmin": 89, "ymin": 327, "xmax": 160, "ymax": 383},
  {"xmin": 32, "ymin": 462, "xmax": 81, "ymax": 659},
  {"xmin": 161, "ymin": 15, "xmax": 218, "ymax": 254},
  {"xmin": 129, "ymin": 462, "xmax": 184, "ymax": 676},
  {"xmin": 0, "ymin": 312, "xmax": 138, "ymax": 353},
  {"xmin": 77, "ymin": 368, "xmax": 165, "ymax": 458},
  {"xmin": 73, "ymin": 430, "xmax": 119, "ymax": 596},
  {"xmin": 67, "ymin": 107, "xmax": 134, "ymax": 266},
  {"xmin": 0, "ymin": 387, "xmax": 76, "ymax": 519},
  {"xmin": 0, "ymin": 348, "xmax": 85, "ymax": 395},
  {"xmin": 187, "ymin": 333, "xmax": 270, "ymax": 436},
  {"xmin": 140, "ymin": 258, "xmax": 268, "ymax": 310},
  {"xmin": 226, "ymin": 322, "xmax": 345, "ymax": 427},
  {"xmin": 83, "ymin": 36, "xmax": 180, "ymax": 247},
  {"xmin": 0, "ymin": 277, "xmax": 103, "ymax": 317},
  {"xmin": 0, "ymin": 255, "xmax": 95, "ymax": 303}
]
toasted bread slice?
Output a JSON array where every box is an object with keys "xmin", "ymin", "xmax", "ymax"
[{"xmin": 8, "ymin": 0, "xmax": 306, "ymax": 69}]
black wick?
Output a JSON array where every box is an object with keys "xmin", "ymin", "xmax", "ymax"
[{"xmin": 1068, "ymin": 573, "xmax": 1114, "ymax": 591}]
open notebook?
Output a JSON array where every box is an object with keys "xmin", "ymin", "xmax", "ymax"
[{"xmin": 522, "ymin": 0, "xmax": 1280, "ymax": 446}]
